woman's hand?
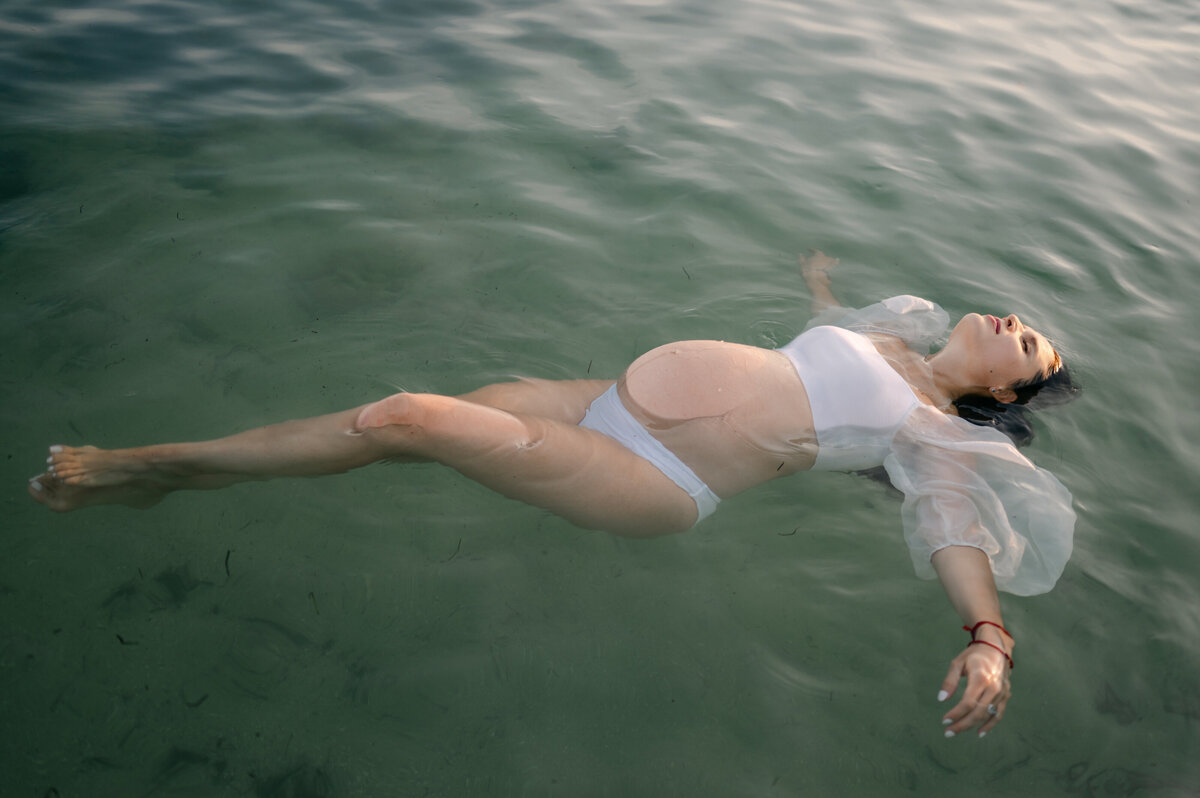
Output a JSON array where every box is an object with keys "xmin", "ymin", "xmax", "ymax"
[
  {"xmin": 798, "ymin": 249, "xmax": 838, "ymax": 282},
  {"xmin": 938, "ymin": 630, "xmax": 1013, "ymax": 738},
  {"xmin": 799, "ymin": 250, "xmax": 840, "ymax": 311},
  {"xmin": 929, "ymin": 545, "xmax": 1014, "ymax": 739}
]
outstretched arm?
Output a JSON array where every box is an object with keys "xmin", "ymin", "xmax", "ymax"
[
  {"xmin": 930, "ymin": 544, "xmax": 1015, "ymax": 738},
  {"xmin": 798, "ymin": 250, "xmax": 841, "ymax": 314}
]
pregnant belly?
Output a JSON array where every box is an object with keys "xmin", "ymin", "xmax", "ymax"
[{"xmin": 618, "ymin": 340, "xmax": 818, "ymax": 494}]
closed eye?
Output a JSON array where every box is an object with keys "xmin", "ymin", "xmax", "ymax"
[{"xmin": 1022, "ymin": 337, "xmax": 1029, "ymax": 354}]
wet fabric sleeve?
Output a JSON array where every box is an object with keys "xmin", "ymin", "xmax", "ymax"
[
  {"xmin": 882, "ymin": 404, "xmax": 1076, "ymax": 596},
  {"xmin": 806, "ymin": 294, "xmax": 950, "ymax": 354}
]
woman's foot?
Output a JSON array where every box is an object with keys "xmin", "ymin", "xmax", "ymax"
[{"xmin": 28, "ymin": 445, "xmax": 167, "ymax": 512}]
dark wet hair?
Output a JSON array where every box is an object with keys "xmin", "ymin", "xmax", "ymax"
[{"xmin": 952, "ymin": 361, "xmax": 1080, "ymax": 447}]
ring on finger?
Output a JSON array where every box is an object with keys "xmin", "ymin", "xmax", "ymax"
[{"xmin": 987, "ymin": 704, "xmax": 999, "ymax": 716}]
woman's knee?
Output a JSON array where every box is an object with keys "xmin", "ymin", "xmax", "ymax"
[
  {"xmin": 355, "ymin": 392, "xmax": 429, "ymax": 433},
  {"xmin": 357, "ymin": 391, "xmax": 541, "ymax": 460}
]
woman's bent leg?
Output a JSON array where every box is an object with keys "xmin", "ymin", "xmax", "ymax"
[
  {"xmin": 34, "ymin": 376, "xmax": 615, "ymax": 505},
  {"xmin": 30, "ymin": 386, "xmax": 698, "ymax": 535},
  {"xmin": 457, "ymin": 378, "xmax": 613, "ymax": 422},
  {"xmin": 354, "ymin": 392, "xmax": 697, "ymax": 536}
]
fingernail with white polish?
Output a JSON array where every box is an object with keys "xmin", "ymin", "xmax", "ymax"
[
  {"xmin": 30, "ymin": 480, "xmax": 44, "ymax": 492},
  {"xmin": 979, "ymin": 731, "xmax": 987, "ymax": 739},
  {"xmin": 942, "ymin": 718, "xmax": 953, "ymax": 726},
  {"xmin": 937, "ymin": 690, "xmax": 949, "ymax": 702},
  {"xmin": 46, "ymin": 456, "xmax": 54, "ymax": 464},
  {"xmin": 50, "ymin": 445, "xmax": 63, "ymax": 453},
  {"xmin": 944, "ymin": 730, "xmax": 956, "ymax": 738}
]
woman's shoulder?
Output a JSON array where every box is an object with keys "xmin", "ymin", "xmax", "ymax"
[
  {"xmin": 879, "ymin": 294, "xmax": 941, "ymax": 312},
  {"xmin": 859, "ymin": 333, "xmax": 956, "ymax": 413},
  {"xmin": 807, "ymin": 295, "xmax": 949, "ymax": 353}
]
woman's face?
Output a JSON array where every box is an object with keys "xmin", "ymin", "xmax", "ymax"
[{"xmin": 949, "ymin": 312, "xmax": 1060, "ymax": 390}]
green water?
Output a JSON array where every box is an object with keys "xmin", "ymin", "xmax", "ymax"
[{"xmin": 2, "ymin": 0, "xmax": 1199, "ymax": 795}]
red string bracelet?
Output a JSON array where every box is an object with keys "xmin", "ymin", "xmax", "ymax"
[
  {"xmin": 963, "ymin": 620, "xmax": 1012, "ymax": 640},
  {"xmin": 967, "ymin": 640, "xmax": 1015, "ymax": 669},
  {"xmin": 963, "ymin": 621, "xmax": 1015, "ymax": 669}
]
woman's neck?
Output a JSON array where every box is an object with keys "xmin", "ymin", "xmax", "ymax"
[
  {"xmin": 925, "ymin": 349, "xmax": 983, "ymax": 404},
  {"xmin": 873, "ymin": 338, "xmax": 959, "ymax": 412}
]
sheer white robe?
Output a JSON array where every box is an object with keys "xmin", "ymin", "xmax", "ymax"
[{"xmin": 808, "ymin": 296, "xmax": 1075, "ymax": 596}]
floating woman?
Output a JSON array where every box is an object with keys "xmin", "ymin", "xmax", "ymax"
[{"xmin": 27, "ymin": 251, "xmax": 1078, "ymax": 739}]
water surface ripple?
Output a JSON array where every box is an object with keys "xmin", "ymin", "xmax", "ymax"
[{"xmin": 2, "ymin": 0, "xmax": 1198, "ymax": 795}]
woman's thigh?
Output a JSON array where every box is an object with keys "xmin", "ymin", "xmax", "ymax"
[
  {"xmin": 358, "ymin": 392, "xmax": 696, "ymax": 536},
  {"xmin": 456, "ymin": 378, "xmax": 614, "ymax": 423}
]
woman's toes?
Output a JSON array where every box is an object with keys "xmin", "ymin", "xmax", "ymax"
[{"xmin": 27, "ymin": 477, "xmax": 59, "ymax": 507}]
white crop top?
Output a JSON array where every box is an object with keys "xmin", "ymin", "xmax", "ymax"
[
  {"xmin": 779, "ymin": 324, "xmax": 919, "ymax": 472},
  {"xmin": 778, "ymin": 295, "xmax": 1076, "ymax": 596}
]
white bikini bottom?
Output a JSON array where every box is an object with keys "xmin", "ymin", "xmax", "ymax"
[{"xmin": 579, "ymin": 385, "xmax": 721, "ymax": 524}]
